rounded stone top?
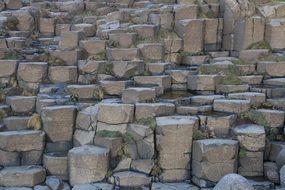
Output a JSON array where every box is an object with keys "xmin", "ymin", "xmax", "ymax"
[
  {"xmin": 69, "ymin": 145, "xmax": 109, "ymax": 156},
  {"xmin": 232, "ymin": 124, "xmax": 265, "ymax": 135}
]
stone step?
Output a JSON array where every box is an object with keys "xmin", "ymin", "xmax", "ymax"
[
  {"xmin": 137, "ymin": 43, "xmax": 164, "ymax": 61},
  {"xmin": 68, "ymin": 145, "xmax": 109, "ymax": 186},
  {"xmin": 43, "ymin": 152, "xmax": 68, "ymax": 180},
  {"xmin": 48, "ymin": 66, "xmax": 78, "ymax": 84},
  {"xmin": 228, "ymin": 92, "xmax": 266, "ymax": 107},
  {"xmin": 213, "ymin": 99, "xmax": 251, "ymax": 113},
  {"xmin": 134, "ymin": 75, "xmax": 171, "ymax": 94},
  {"xmin": 0, "ymin": 166, "xmax": 46, "ymax": 187},
  {"xmin": 147, "ymin": 62, "xmax": 172, "ymax": 75},
  {"xmin": 257, "ymin": 61, "xmax": 285, "ymax": 77},
  {"xmin": 106, "ymin": 48, "xmax": 139, "ymax": 61},
  {"xmin": 192, "ymin": 139, "xmax": 238, "ymax": 187},
  {"xmin": 129, "ymin": 24, "xmax": 158, "ymax": 39},
  {"xmin": 156, "ymin": 115, "xmax": 198, "ymax": 182},
  {"xmin": 263, "ymin": 78, "xmax": 285, "ymax": 87},
  {"xmin": 177, "ymin": 105, "xmax": 213, "ymax": 115},
  {"xmin": 2, "ymin": 116, "xmax": 30, "ymax": 131},
  {"xmin": 100, "ymin": 80, "xmax": 129, "ymax": 96},
  {"xmin": 108, "ymin": 32, "xmax": 137, "ymax": 48},
  {"xmin": 122, "ymin": 87, "xmax": 157, "ymax": 104},
  {"xmin": 216, "ymin": 84, "xmax": 249, "ymax": 94},
  {"xmin": 232, "ymin": 124, "xmax": 266, "ymax": 177},
  {"xmin": 0, "ymin": 130, "xmax": 45, "ymax": 152},
  {"xmin": 65, "ymin": 84, "xmax": 103, "ymax": 100},
  {"xmin": 6, "ymin": 96, "xmax": 37, "ymax": 114},
  {"xmin": 41, "ymin": 105, "xmax": 77, "ymax": 143}
]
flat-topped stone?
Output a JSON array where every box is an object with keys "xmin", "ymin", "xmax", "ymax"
[
  {"xmin": 107, "ymin": 48, "xmax": 139, "ymax": 61},
  {"xmin": 0, "ymin": 60, "xmax": 18, "ymax": 78},
  {"xmin": 0, "ymin": 130, "xmax": 45, "ymax": 152},
  {"xmin": 66, "ymin": 84, "xmax": 103, "ymax": 100},
  {"xmin": 0, "ymin": 166, "xmax": 46, "ymax": 187},
  {"xmin": 41, "ymin": 105, "xmax": 77, "ymax": 142},
  {"xmin": 6, "ymin": 96, "xmax": 36, "ymax": 114},
  {"xmin": 135, "ymin": 102, "xmax": 175, "ymax": 119},
  {"xmin": 188, "ymin": 75, "xmax": 221, "ymax": 91},
  {"xmin": 17, "ymin": 62, "xmax": 48, "ymax": 83},
  {"xmin": 43, "ymin": 153, "xmax": 68, "ymax": 180},
  {"xmin": 263, "ymin": 78, "xmax": 285, "ymax": 86},
  {"xmin": 156, "ymin": 116, "xmax": 198, "ymax": 181},
  {"xmin": 97, "ymin": 103, "xmax": 134, "ymax": 124},
  {"xmin": 192, "ymin": 139, "xmax": 238, "ymax": 162},
  {"xmin": 232, "ymin": 124, "xmax": 266, "ymax": 151},
  {"xmin": 134, "ymin": 75, "xmax": 171, "ymax": 92},
  {"xmin": 252, "ymin": 109, "xmax": 285, "ymax": 128},
  {"xmin": 213, "ymin": 99, "xmax": 251, "ymax": 113},
  {"xmin": 49, "ymin": 66, "xmax": 78, "ymax": 84},
  {"xmin": 3, "ymin": 116, "xmax": 30, "ymax": 131},
  {"xmin": 228, "ymin": 92, "xmax": 266, "ymax": 107},
  {"xmin": 257, "ymin": 61, "xmax": 285, "ymax": 77},
  {"xmin": 100, "ymin": 80, "xmax": 127, "ymax": 95},
  {"xmin": 192, "ymin": 139, "xmax": 238, "ymax": 184},
  {"xmin": 122, "ymin": 87, "xmax": 156, "ymax": 104},
  {"xmin": 68, "ymin": 145, "xmax": 109, "ymax": 186}
]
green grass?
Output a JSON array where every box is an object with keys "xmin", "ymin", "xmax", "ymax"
[{"xmin": 134, "ymin": 118, "xmax": 157, "ymax": 130}]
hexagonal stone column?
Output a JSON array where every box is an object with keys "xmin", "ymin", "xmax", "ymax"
[
  {"xmin": 68, "ymin": 145, "xmax": 109, "ymax": 186},
  {"xmin": 232, "ymin": 124, "xmax": 266, "ymax": 177},
  {"xmin": 156, "ymin": 116, "xmax": 198, "ymax": 182},
  {"xmin": 41, "ymin": 105, "xmax": 77, "ymax": 143},
  {"xmin": 192, "ymin": 139, "xmax": 238, "ymax": 188}
]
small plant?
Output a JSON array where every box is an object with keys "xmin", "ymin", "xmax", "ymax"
[
  {"xmin": 248, "ymin": 41, "xmax": 271, "ymax": 50},
  {"xmin": 93, "ymin": 87, "xmax": 104, "ymax": 100},
  {"xmin": 27, "ymin": 114, "xmax": 42, "ymax": 130},
  {"xmin": 239, "ymin": 149, "xmax": 247, "ymax": 158},
  {"xmin": 104, "ymin": 62, "xmax": 113, "ymax": 75},
  {"xmin": 122, "ymin": 132, "xmax": 135, "ymax": 143},
  {"xmin": 259, "ymin": 54, "xmax": 285, "ymax": 62},
  {"xmin": 192, "ymin": 130, "xmax": 207, "ymax": 140},
  {"xmin": 90, "ymin": 51, "xmax": 106, "ymax": 60},
  {"xmin": 134, "ymin": 117, "xmax": 157, "ymax": 130},
  {"xmin": 240, "ymin": 110, "xmax": 269, "ymax": 127},
  {"xmin": 21, "ymin": 89, "xmax": 37, "ymax": 96},
  {"xmin": 40, "ymin": 52, "xmax": 66, "ymax": 66},
  {"xmin": 219, "ymin": 75, "xmax": 243, "ymax": 85},
  {"xmin": 150, "ymin": 161, "xmax": 162, "ymax": 177},
  {"xmin": 3, "ymin": 51, "xmax": 21, "ymax": 60},
  {"xmin": 232, "ymin": 59, "xmax": 251, "ymax": 65}
]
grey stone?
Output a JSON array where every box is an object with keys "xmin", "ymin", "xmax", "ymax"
[
  {"xmin": 213, "ymin": 173, "xmax": 254, "ymax": 190},
  {"xmin": 68, "ymin": 145, "xmax": 109, "ymax": 186},
  {"xmin": 0, "ymin": 166, "xmax": 46, "ymax": 187}
]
